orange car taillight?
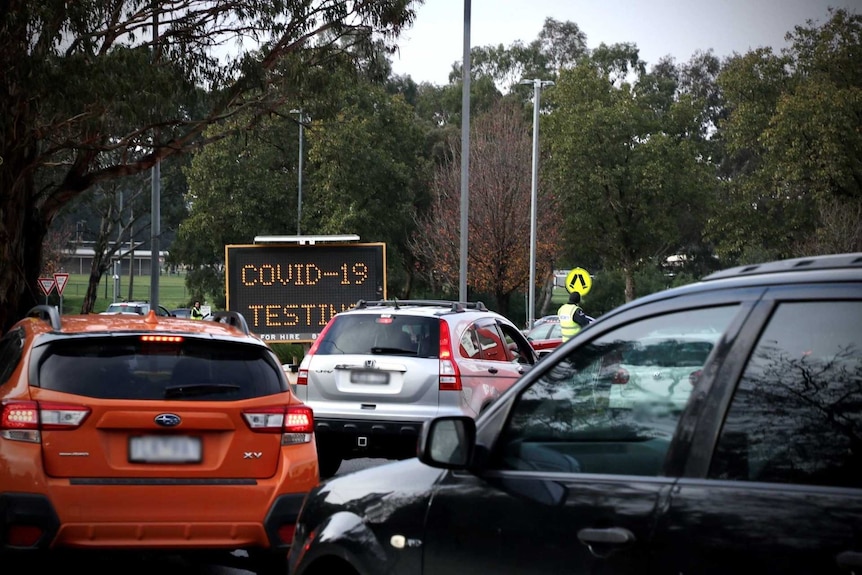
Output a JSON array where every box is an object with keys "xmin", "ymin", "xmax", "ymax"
[
  {"xmin": 438, "ymin": 319, "xmax": 462, "ymax": 391},
  {"xmin": 242, "ymin": 405, "xmax": 314, "ymax": 445},
  {"xmin": 0, "ymin": 400, "xmax": 90, "ymax": 443}
]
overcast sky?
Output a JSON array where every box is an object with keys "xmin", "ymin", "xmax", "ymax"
[{"xmin": 388, "ymin": 0, "xmax": 859, "ymax": 85}]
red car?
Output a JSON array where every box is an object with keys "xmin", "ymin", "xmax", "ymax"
[
  {"xmin": 525, "ymin": 318, "xmax": 562, "ymax": 357},
  {"xmin": 526, "ymin": 314, "xmax": 595, "ymax": 357}
]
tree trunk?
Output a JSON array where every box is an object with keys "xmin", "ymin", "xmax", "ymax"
[
  {"xmin": 81, "ymin": 233, "xmax": 113, "ymax": 313},
  {"xmin": 623, "ymin": 261, "xmax": 636, "ymax": 303},
  {"xmin": 0, "ymin": 154, "xmax": 49, "ymax": 332},
  {"xmin": 538, "ymin": 272, "xmax": 555, "ymax": 317}
]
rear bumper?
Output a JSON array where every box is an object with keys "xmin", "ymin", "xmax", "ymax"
[
  {"xmin": 0, "ymin": 490, "xmax": 307, "ymax": 552},
  {"xmin": 314, "ymin": 417, "xmax": 424, "ymax": 458},
  {"xmin": 0, "ymin": 492, "xmax": 60, "ymax": 551},
  {"xmin": 315, "ymin": 417, "xmax": 424, "ymax": 437}
]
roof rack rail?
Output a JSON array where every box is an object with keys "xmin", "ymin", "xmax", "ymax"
[
  {"xmin": 27, "ymin": 305, "xmax": 62, "ymax": 330},
  {"xmin": 703, "ymin": 252, "xmax": 862, "ymax": 281},
  {"xmin": 353, "ymin": 299, "xmax": 488, "ymax": 312},
  {"xmin": 206, "ymin": 310, "xmax": 250, "ymax": 335}
]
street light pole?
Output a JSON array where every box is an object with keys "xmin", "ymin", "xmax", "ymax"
[
  {"xmin": 290, "ymin": 109, "xmax": 309, "ymax": 235},
  {"xmin": 150, "ymin": 3, "xmax": 161, "ymax": 311},
  {"xmin": 520, "ymin": 78, "xmax": 554, "ymax": 330},
  {"xmin": 459, "ymin": 0, "xmax": 471, "ymax": 303}
]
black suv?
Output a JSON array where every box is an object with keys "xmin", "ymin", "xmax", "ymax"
[{"xmin": 288, "ymin": 253, "xmax": 862, "ymax": 575}]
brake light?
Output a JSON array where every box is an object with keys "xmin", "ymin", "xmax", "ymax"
[
  {"xmin": 242, "ymin": 405, "xmax": 314, "ymax": 444},
  {"xmin": 1, "ymin": 400, "xmax": 90, "ymax": 443},
  {"xmin": 1, "ymin": 401, "xmax": 38, "ymax": 429},
  {"xmin": 141, "ymin": 335, "xmax": 184, "ymax": 343},
  {"xmin": 297, "ymin": 318, "xmax": 337, "ymax": 386},
  {"xmin": 438, "ymin": 319, "xmax": 462, "ymax": 391}
]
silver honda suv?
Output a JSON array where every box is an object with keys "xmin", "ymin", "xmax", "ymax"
[{"xmin": 294, "ymin": 300, "xmax": 538, "ymax": 477}]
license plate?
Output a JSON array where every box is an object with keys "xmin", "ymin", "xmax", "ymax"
[
  {"xmin": 350, "ymin": 370, "xmax": 389, "ymax": 385},
  {"xmin": 129, "ymin": 435, "xmax": 202, "ymax": 463}
]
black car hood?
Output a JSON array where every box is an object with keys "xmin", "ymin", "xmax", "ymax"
[
  {"xmin": 311, "ymin": 457, "xmax": 445, "ymax": 520},
  {"xmin": 293, "ymin": 456, "xmax": 447, "ymax": 572}
]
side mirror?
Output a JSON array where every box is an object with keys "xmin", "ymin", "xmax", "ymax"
[{"xmin": 418, "ymin": 416, "xmax": 476, "ymax": 469}]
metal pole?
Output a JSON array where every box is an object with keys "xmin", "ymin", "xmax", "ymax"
[
  {"xmin": 459, "ymin": 0, "xmax": 471, "ymax": 303},
  {"xmin": 297, "ymin": 111, "xmax": 304, "ymax": 235},
  {"xmin": 150, "ymin": 3, "xmax": 160, "ymax": 310},
  {"xmin": 528, "ymin": 80, "xmax": 540, "ymax": 329},
  {"xmin": 520, "ymin": 78, "xmax": 553, "ymax": 329}
]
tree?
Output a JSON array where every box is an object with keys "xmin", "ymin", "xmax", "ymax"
[
  {"xmin": 411, "ymin": 99, "xmax": 562, "ymax": 316},
  {"xmin": 304, "ymin": 81, "xmax": 430, "ymax": 297},
  {"xmin": 172, "ymin": 111, "xmax": 302, "ymax": 304},
  {"xmin": 0, "ymin": 0, "xmax": 418, "ymax": 331},
  {"xmin": 710, "ymin": 9, "xmax": 862, "ymax": 262},
  {"xmin": 544, "ymin": 47, "xmax": 716, "ymax": 302}
]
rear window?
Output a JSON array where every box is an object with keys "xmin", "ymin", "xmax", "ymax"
[
  {"xmin": 34, "ymin": 337, "xmax": 287, "ymax": 400},
  {"xmin": 315, "ymin": 314, "xmax": 440, "ymax": 357},
  {"xmin": 105, "ymin": 303, "xmax": 146, "ymax": 314}
]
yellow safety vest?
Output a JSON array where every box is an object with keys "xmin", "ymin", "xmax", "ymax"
[{"xmin": 558, "ymin": 303, "xmax": 583, "ymax": 342}]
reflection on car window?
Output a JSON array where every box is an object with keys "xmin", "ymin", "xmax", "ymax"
[
  {"xmin": 497, "ymin": 306, "xmax": 738, "ymax": 476},
  {"xmin": 709, "ymin": 301, "xmax": 862, "ymax": 489}
]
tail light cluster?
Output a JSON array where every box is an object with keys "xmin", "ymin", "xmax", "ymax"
[
  {"xmin": 0, "ymin": 400, "xmax": 90, "ymax": 443},
  {"xmin": 296, "ymin": 318, "xmax": 337, "ymax": 387},
  {"xmin": 438, "ymin": 319, "xmax": 462, "ymax": 391},
  {"xmin": 242, "ymin": 405, "xmax": 315, "ymax": 445}
]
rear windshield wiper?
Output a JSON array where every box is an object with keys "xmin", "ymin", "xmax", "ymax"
[
  {"xmin": 164, "ymin": 383, "xmax": 241, "ymax": 399},
  {"xmin": 371, "ymin": 347, "xmax": 416, "ymax": 355}
]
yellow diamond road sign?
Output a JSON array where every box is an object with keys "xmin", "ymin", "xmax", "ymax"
[{"xmin": 565, "ymin": 267, "xmax": 592, "ymax": 296}]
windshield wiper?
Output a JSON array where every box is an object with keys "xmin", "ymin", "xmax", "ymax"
[
  {"xmin": 164, "ymin": 383, "xmax": 241, "ymax": 399},
  {"xmin": 371, "ymin": 347, "xmax": 416, "ymax": 355}
]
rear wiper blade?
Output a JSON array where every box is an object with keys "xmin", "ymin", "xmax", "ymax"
[
  {"xmin": 371, "ymin": 347, "xmax": 416, "ymax": 355},
  {"xmin": 164, "ymin": 383, "xmax": 241, "ymax": 399}
]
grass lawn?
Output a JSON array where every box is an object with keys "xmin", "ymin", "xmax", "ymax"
[{"xmin": 44, "ymin": 273, "xmax": 193, "ymax": 314}]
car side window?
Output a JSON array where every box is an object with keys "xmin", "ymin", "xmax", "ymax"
[
  {"xmin": 709, "ymin": 300, "xmax": 862, "ymax": 489},
  {"xmin": 459, "ymin": 326, "xmax": 482, "ymax": 359},
  {"xmin": 476, "ymin": 324, "xmax": 507, "ymax": 362},
  {"xmin": 500, "ymin": 323, "xmax": 535, "ymax": 364},
  {"xmin": 496, "ymin": 305, "xmax": 738, "ymax": 476}
]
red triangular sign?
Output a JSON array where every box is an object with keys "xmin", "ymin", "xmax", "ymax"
[
  {"xmin": 38, "ymin": 277, "xmax": 56, "ymax": 296},
  {"xmin": 54, "ymin": 273, "xmax": 70, "ymax": 295}
]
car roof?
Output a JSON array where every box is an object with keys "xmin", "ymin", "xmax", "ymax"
[
  {"xmin": 342, "ymin": 299, "xmax": 502, "ymax": 318},
  {"xmin": 597, "ymin": 252, "xmax": 862, "ymax": 324},
  {"xmin": 23, "ymin": 306, "xmax": 261, "ymax": 344}
]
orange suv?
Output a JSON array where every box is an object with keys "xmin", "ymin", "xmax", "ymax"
[{"xmin": 0, "ymin": 306, "xmax": 317, "ymax": 573}]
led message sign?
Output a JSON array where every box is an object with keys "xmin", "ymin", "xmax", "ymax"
[{"xmin": 225, "ymin": 243, "xmax": 386, "ymax": 342}]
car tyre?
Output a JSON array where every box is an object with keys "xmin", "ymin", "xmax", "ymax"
[{"xmin": 318, "ymin": 449, "xmax": 343, "ymax": 479}]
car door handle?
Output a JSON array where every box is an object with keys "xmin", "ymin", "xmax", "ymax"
[
  {"xmin": 836, "ymin": 551, "xmax": 862, "ymax": 569},
  {"xmin": 577, "ymin": 527, "xmax": 635, "ymax": 546},
  {"xmin": 487, "ymin": 367, "xmax": 498, "ymax": 374}
]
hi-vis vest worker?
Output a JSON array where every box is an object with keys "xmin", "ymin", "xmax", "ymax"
[
  {"xmin": 191, "ymin": 301, "xmax": 204, "ymax": 320},
  {"xmin": 558, "ymin": 291, "xmax": 590, "ymax": 342}
]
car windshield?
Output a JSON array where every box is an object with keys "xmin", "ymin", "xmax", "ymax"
[
  {"xmin": 34, "ymin": 337, "xmax": 287, "ymax": 400},
  {"xmin": 315, "ymin": 314, "xmax": 440, "ymax": 357}
]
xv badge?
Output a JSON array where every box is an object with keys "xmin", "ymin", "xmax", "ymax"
[{"xmin": 243, "ymin": 452, "xmax": 263, "ymax": 459}]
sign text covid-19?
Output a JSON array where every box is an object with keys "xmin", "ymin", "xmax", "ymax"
[{"xmin": 225, "ymin": 243, "xmax": 386, "ymax": 342}]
